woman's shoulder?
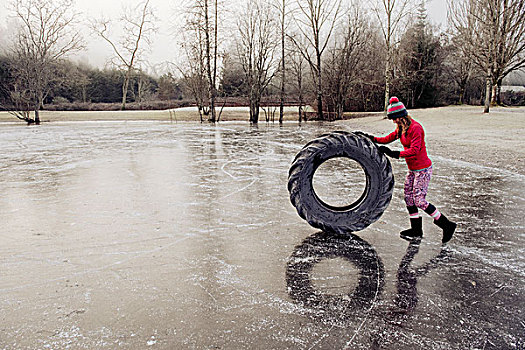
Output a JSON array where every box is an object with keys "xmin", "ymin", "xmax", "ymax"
[
  {"xmin": 409, "ymin": 119, "xmax": 424, "ymax": 129},
  {"xmin": 408, "ymin": 119, "xmax": 425, "ymax": 134}
]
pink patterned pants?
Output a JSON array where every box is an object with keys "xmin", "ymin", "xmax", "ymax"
[{"xmin": 404, "ymin": 166, "xmax": 432, "ymax": 210}]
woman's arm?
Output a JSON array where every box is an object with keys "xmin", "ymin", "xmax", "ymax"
[{"xmin": 373, "ymin": 130, "xmax": 398, "ymax": 144}]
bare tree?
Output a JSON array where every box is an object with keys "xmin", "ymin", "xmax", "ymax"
[
  {"xmin": 449, "ymin": 0, "xmax": 494, "ymax": 112},
  {"xmin": 288, "ymin": 42, "xmax": 307, "ymax": 122},
  {"xmin": 4, "ymin": 0, "xmax": 83, "ymax": 124},
  {"xmin": 177, "ymin": 24, "xmax": 209, "ymax": 122},
  {"xmin": 372, "ymin": 0, "xmax": 413, "ymax": 111},
  {"xmin": 179, "ymin": 0, "xmax": 221, "ymax": 122},
  {"xmin": 130, "ymin": 67, "xmax": 153, "ymax": 106},
  {"xmin": 92, "ymin": 0, "xmax": 157, "ymax": 110},
  {"xmin": 204, "ymin": 0, "xmax": 220, "ymax": 122},
  {"xmin": 236, "ymin": 0, "xmax": 279, "ymax": 123},
  {"xmin": 289, "ymin": 0, "xmax": 343, "ymax": 119},
  {"xmin": 274, "ymin": 0, "xmax": 289, "ymax": 123},
  {"xmin": 443, "ymin": 14, "xmax": 476, "ymax": 105},
  {"xmin": 180, "ymin": 66, "xmax": 209, "ymax": 122},
  {"xmin": 486, "ymin": 0, "xmax": 525, "ymax": 106},
  {"xmin": 324, "ymin": 7, "xmax": 368, "ymax": 119},
  {"xmin": 449, "ymin": 0, "xmax": 525, "ymax": 113}
]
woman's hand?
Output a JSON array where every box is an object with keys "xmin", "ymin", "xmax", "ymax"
[
  {"xmin": 354, "ymin": 131, "xmax": 375, "ymax": 141},
  {"xmin": 378, "ymin": 146, "xmax": 400, "ymax": 159}
]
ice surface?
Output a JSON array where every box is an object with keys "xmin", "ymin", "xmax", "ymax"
[{"xmin": 0, "ymin": 121, "xmax": 523, "ymax": 349}]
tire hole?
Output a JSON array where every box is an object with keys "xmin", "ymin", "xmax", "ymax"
[{"xmin": 312, "ymin": 157, "xmax": 367, "ymax": 208}]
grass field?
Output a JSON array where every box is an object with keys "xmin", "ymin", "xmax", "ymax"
[
  {"xmin": 0, "ymin": 105, "xmax": 388, "ymax": 123},
  {"xmin": 0, "ymin": 106, "xmax": 310, "ymax": 123}
]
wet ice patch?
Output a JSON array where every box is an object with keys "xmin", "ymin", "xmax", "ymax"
[
  {"xmin": 147, "ymin": 336, "xmax": 157, "ymax": 346},
  {"xmin": 1, "ymin": 121, "xmax": 523, "ymax": 349}
]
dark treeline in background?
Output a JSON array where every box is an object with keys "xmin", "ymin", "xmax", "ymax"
[
  {"xmin": 0, "ymin": 0, "xmax": 524, "ymax": 124},
  {"xmin": 0, "ymin": 57, "xmax": 184, "ymax": 110}
]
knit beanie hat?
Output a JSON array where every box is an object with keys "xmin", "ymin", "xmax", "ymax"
[{"xmin": 387, "ymin": 96, "xmax": 408, "ymax": 119}]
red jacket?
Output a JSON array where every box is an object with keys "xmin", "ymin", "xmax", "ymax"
[{"xmin": 373, "ymin": 119, "xmax": 432, "ymax": 171}]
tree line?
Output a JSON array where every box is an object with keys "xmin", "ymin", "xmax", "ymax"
[
  {"xmin": 0, "ymin": 0, "xmax": 524, "ymax": 124},
  {"xmin": 0, "ymin": 57, "xmax": 183, "ymax": 106}
]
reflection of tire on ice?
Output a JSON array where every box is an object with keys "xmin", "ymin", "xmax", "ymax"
[{"xmin": 286, "ymin": 231, "xmax": 385, "ymax": 317}]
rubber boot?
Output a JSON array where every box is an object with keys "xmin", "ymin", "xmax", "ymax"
[
  {"xmin": 400, "ymin": 217, "xmax": 423, "ymax": 240},
  {"xmin": 434, "ymin": 214, "xmax": 457, "ymax": 243}
]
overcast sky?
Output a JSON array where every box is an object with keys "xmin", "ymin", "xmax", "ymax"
[{"xmin": 0, "ymin": 0, "xmax": 448, "ymax": 72}]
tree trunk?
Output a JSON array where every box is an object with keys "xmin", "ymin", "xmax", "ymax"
[
  {"xmin": 384, "ymin": 23, "xmax": 392, "ymax": 113},
  {"xmin": 384, "ymin": 57, "xmax": 391, "ymax": 113},
  {"xmin": 297, "ymin": 61, "xmax": 303, "ymax": 123},
  {"xmin": 250, "ymin": 96, "xmax": 260, "ymax": 124},
  {"xmin": 204, "ymin": 0, "xmax": 216, "ymax": 122},
  {"xmin": 279, "ymin": 0, "xmax": 285, "ymax": 124},
  {"xmin": 483, "ymin": 71, "xmax": 491, "ymax": 113},
  {"xmin": 298, "ymin": 79, "xmax": 304, "ymax": 123},
  {"xmin": 249, "ymin": 92, "xmax": 254, "ymax": 123},
  {"xmin": 496, "ymin": 79, "xmax": 502, "ymax": 105},
  {"xmin": 458, "ymin": 74, "xmax": 468, "ymax": 105},
  {"xmin": 458, "ymin": 78, "xmax": 468, "ymax": 105},
  {"xmin": 337, "ymin": 102, "xmax": 344, "ymax": 120},
  {"xmin": 254, "ymin": 100, "xmax": 260, "ymax": 124},
  {"xmin": 316, "ymin": 57, "xmax": 323, "ymax": 119},
  {"xmin": 198, "ymin": 105, "xmax": 204, "ymax": 122},
  {"xmin": 35, "ymin": 92, "xmax": 44, "ymax": 125},
  {"xmin": 122, "ymin": 73, "xmax": 130, "ymax": 110},
  {"xmin": 490, "ymin": 83, "xmax": 497, "ymax": 106},
  {"xmin": 493, "ymin": 78, "xmax": 502, "ymax": 105},
  {"xmin": 212, "ymin": 0, "xmax": 218, "ymax": 122}
]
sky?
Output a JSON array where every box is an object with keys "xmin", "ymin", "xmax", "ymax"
[{"xmin": 0, "ymin": 0, "xmax": 448, "ymax": 73}]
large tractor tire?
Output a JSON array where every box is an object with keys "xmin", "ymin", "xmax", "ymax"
[{"xmin": 288, "ymin": 131, "xmax": 394, "ymax": 234}]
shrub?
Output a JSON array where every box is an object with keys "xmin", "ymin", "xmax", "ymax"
[{"xmin": 501, "ymin": 90, "xmax": 525, "ymax": 106}]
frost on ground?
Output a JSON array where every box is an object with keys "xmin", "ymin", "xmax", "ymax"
[{"xmin": 0, "ymin": 106, "xmax": 524, "ymax": 349}]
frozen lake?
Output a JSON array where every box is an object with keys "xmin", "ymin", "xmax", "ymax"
[{"xmin": 0, "ymin": 121, "xmax": 523, "ymax": 349}]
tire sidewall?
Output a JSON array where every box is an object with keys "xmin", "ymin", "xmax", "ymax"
[{"xmin": 289, "ymin": 132, "xmax": 393, "ymax": 233}]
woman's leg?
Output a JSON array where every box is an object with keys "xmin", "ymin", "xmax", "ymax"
[
  {"xmin": 412, "ymin": 166, "xmax": 456, "ymax": 243},
  {"xmin": 401, "ymin": 171, "xmax": 423, "ymax": 239},
  {"xmin": 412, "ymin": 167, "xmax": 438, "ymax": 217},
  {"xmin": 404, "ymin": 171, "xmax": 419, "ymax": 218}
]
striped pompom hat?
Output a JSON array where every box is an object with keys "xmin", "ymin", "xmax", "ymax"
[{"xmin": 387, "ymin": 96, "xmax": 408, "ymax": 119}]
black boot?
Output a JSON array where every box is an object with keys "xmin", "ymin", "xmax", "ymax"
[
  {"xmin": 400, "ymin": 217, "xmax": 423, "ymax": 240},
  {"xmin": 434, "ymin": 214, "xmax": 457, "ymax": 243}
]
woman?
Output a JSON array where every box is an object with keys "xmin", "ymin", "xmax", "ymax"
[{"xmin": 358, "ymin": 97, "xmax": 456, "ymax": 243}]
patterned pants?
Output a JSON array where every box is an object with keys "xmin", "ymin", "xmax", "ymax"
[{"xmin": 404, "ymin": 166, "xmax": 433, "ymax": 210}]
